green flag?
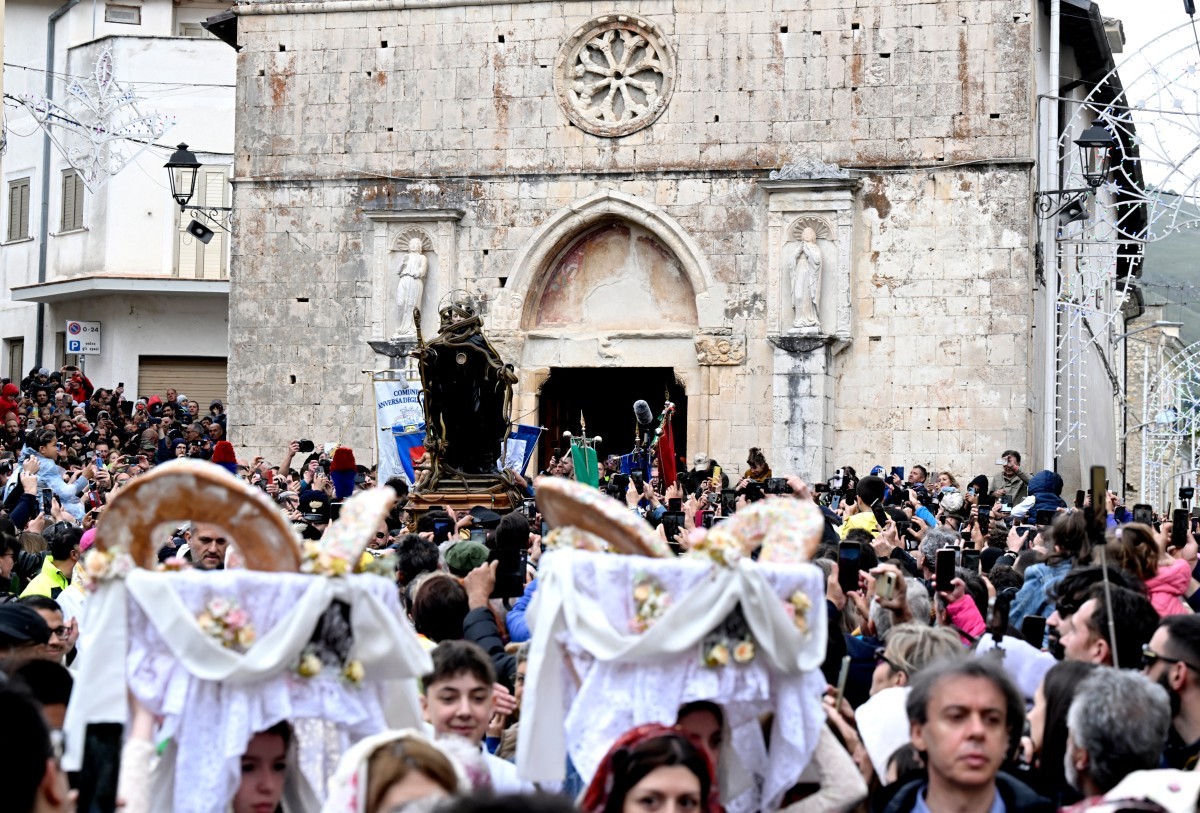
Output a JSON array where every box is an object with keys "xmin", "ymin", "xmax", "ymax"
[{"xmin": 571, "ymin": 441, "xmax": 600, "ymax": 488}]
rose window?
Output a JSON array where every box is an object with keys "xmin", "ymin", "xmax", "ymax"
[{"xmin": 554, "ymin": 14, "xmax": 676, "ymax": 138}]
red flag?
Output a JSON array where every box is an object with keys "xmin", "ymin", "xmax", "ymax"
[{"xmin": 658, "ymin": 407, "xmax": 677, "ymax": 489}]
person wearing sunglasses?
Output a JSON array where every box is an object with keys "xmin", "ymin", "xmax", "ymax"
[{"xmin": 1143, "ymin": 615, "xmax": 1200, "ymax": 770}]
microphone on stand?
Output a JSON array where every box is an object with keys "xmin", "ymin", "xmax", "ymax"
[{"xmin": 633, "ymin": 399, "xmax": 655, "ymax": 430}]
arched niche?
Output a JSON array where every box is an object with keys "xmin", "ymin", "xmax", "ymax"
[
  {"xmin": 498, "ymin": 189, "xmax": 720, "ymax": 331},
  {"xmin": 527, "ymin": 221, "xmax": 698, "ymax": 331}
]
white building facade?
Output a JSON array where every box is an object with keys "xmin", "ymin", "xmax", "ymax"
[{"xmin": 1, "ymin": 0, "xmax": 235, "ymax": 405}]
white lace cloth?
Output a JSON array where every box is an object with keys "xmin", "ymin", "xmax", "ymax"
[
  {"xmin": 516, "ymin": 550, "xmax": 828, "ymax": 813},
  {"xmin": 63, "ymin": 569, "xmax": 430, "ymax": 813}
]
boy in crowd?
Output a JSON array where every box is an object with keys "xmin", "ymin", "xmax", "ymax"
[{"xmin": 421, "ymin": 639, "xmax": 532, "ymax": 793}]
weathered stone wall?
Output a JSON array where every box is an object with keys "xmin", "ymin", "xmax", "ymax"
[{"xmin": 229, "ymin": 0, "xmax": 1036, "ymax": 479}]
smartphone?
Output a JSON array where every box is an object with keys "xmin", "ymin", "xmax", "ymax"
[
  {"xmin": 662, "ymin": 512, "xmax": 685, "ymax": 552},
  {"xmin": 702, "ymin": 511, "xmax": 715, "ymax": 529},
  {"xmin": 630, "ymin": 472, "xmax": 645, "ymax": 494},
  {"xmin": 117, "ymin": 382, "xmax": 124, "ymax": 388},
  {"xmin": 1075, "ymin": 489, "xmax": 1086, "ymax": 508},
  {"xmin": 1016, "ymin": 525, "xmax": 1036, "ymax": 544},
  {"xmin": 871, "ymin": 499, "xmax": 888, "ymax": 527},
  {"xmin": 541, "ymin": 520, "xmax": 550, "ymax": 537},
  {"xmin": 432, "ymin": 519, "xmax": 453, "ymax": 545},
  {"xmin": 977, "ymin": 506, "xmax": 991, "ymax": 535},
  {"xmin": 1173, "ymin": 508, "xmax": 1189, "ymax": 550},
  {"xmin": 668, "ymin": 497, "xmax": 682, "ymax": 512},
  {"xmin": 720, "ymin": 489, "xmax": 738, "ymax": 515},
  {"xmin": 837, "ymin": 541, "xmax": 861, "ymax": 595},
  {"xmin": 764, "ymin": 477, "xmax": 791, "ymax": 495},
  {"xmin": 833, "ymin": 654, "xmax": 851, "ymax": 711},
  {"xmin": 523, "ymin": 499, "xmax": 537, "ymax": 520},
  {"xmin": 877, "ymin": 570, "xmax": 899, "ymax": 601},
  {"xmin": 895, "ymin": 519, "xmax": 912, "ymax": 540},
  {"xmin": 961, "ymin": 548, "xmax": 981, "ymax": 573},
  {"xmin": 1090, "ymin": 466, "xmax": 1107, "ymax": 514},
  {"xmin": 935, "ymin": 548, "xmax": 956, "ymax": 593},
  {"xmin": 830, "ymin": 495, "xmax": 842, "ymax": 510},
  {"xmin": 40, "ymin": 487, "xmax": 53, "ymax": 516},
  {"xmin": 469, "ymin": 527, "xmax": 488, "ymax": 545},
  {"xmin": 264, "ymin": 469, "xmax": 274, "ymax": 486},
  {"xmin": 1021, "ymin": 616, "xmax": 1047, "ymax": 649},
  {"xmin": 711, "ymin": 466, "xmax": 722, "ymax": 486},
  {"xmin": 1035, "ymin": 509, "xmax": 1055, "ymax": 527},
  {"xmin": 488, "ymin": 546, "xmax": 528, "ymax": 600},
  {"xmin": 1133, "ymin": 503, "xmax": 1154, "ymax": 525}
]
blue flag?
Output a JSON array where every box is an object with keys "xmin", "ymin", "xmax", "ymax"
[
  {"xmin": 500, "ymin": 424, "xmax": 542, "ymax": 477},
  {"xmin": 393, "ymin": 423, "xmax": 427, "ymax": 482}
]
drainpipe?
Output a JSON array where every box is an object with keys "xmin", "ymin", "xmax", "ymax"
[
  {"xmin": 34, "ymin": 0, "xmax": 81, "ymax": 366},
  {"xmin": 1041, "ymin": 0, "xmax": 1062, "ymax": 470}
]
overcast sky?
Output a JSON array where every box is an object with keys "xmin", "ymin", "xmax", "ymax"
[{"xmin": 1096, "ymin": 0, "xmax": 1166, "ymax": 52}]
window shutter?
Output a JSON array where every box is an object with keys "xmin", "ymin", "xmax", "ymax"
[
  {"xmin": 20, "ymin": 182, "xmax": 30, "ymax": 238},
  {"xmin": 60, "ymin": 171, "xmax": 83, "ymax": 231},
  {"xmin": 61, "ymin": 172, "xmax": 73, "ymax": 231},
  {"xmin": 201, "ymin": 170, "xmax": 226, "ymax": 279},
  {"xmin": 7, "ymin": 185, "xmax": 19, "ymax": 241},
  {"xmin": 73, "ymin": 173, "xmax": 85, "ymax": 229},
  {"xmin": 8, "ymin": 179, "xmax": 31, "ymax": 241}
]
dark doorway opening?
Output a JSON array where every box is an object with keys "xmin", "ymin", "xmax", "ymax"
[{"xmin": 537, "ymin": 367, "xmax": 688, "ymax": 475}]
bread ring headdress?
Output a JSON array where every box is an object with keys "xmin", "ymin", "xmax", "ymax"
[{"xmin": 93, "ymin": 458, "xmax": 302, "ymax": 571}]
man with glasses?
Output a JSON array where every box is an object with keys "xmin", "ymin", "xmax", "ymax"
[
  {"xmin": 18, "ymin": 595, "xmax": 75, "ymax": 663},
  {"xmin": 1143, "ymin": 615, "xmax": 1200, "ymax": 769}
]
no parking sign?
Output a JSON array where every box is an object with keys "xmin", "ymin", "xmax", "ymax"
[{"xmin": 65, "ymin": 320, "xmax": 101, "ymax": 355}]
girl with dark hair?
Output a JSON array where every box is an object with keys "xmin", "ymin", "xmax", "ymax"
[
  {"xmin": 580, "ymin": 724, "xmax": 719, "ymax": 813},
  {"xmin": 1024, "ymin": 660, "xmax": 1097, "ymax": 807}
]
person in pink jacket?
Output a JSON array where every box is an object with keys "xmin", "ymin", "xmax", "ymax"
[{"xmin": 1109, "ymin": 523, "xmax": 1193, "ymax": 618}]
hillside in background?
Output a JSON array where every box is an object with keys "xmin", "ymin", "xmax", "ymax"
[{"xmin": 1137, "ymin": 195, "xmax": 1200, "ymax": 345}]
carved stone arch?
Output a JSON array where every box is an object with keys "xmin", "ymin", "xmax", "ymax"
[
  {"xmin": 788, "ymin": 216, "xmax": 834, "ymax": 242},
  {"xmin": 499, "ymin": 189, "xmax": 719, "ymax": 331},
  {"xmin": 391, "ymin": 227, "xmax": 434, "ymax": 253}
]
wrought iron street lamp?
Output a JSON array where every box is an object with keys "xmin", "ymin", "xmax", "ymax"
[
  {"xmin": 163, "ymin": 142, "xmax": 233, "ymax": 240},
  {"xmin": 1036, "ymin": 124, "xmax": 1119, "ymax": 219}
]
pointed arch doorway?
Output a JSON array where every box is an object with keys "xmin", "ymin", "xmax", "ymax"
[{"xmin": 536, "ymin": 367, "xmax": 688, "ymax": 475}]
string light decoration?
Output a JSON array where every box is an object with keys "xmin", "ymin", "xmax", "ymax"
[
  {"xmin": 1049, "ymin": 21, "xmax": 1200, "ymax": 452},
  {"xmin": 17, "ymin": 46, "xmax": 174, "ymax": 192},
  {"xmin": 1140, "ymin": 340, "xmax": 1200, "ymax": 509}
]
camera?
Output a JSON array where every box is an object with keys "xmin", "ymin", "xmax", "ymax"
[
  {"xmin": 297, "ymin": 439, "xmax": 315, "ymax": 453},
  {"xmin": 1181, "ymin": 487, "xmax": 1196, "ymax": 502}
]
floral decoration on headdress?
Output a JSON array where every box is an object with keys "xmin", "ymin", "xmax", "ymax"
[
  {"xmin": 701, "ymin": 604, "xmax": 756, "ymax": 668},
  {"xmin": 196, "ymin": 596, "xmax": 256, "ymax": 651},
  {"xmin": 630, "ymin": 572, "xmax": 670, "ymax": 633},
  {"xmin": 784, "ymin": 590, "xmax": 813, "ymax": 635},
  {"xmin": 80, "ymin": 547, "xmax": 135, "ymax": 592}
]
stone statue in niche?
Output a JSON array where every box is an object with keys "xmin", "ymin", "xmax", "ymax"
[
  {"xmin": 393, "ymin": 237, "xmax": 428, "ymax": 338},
  {"xmin": 789, "ymin": 226, "xmax": 822, "ymax": 332}
]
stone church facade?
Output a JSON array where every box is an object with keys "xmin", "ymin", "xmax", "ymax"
[{"xmin": 228, "ymin": 0, "xmax": 1035, "ymax": 481}]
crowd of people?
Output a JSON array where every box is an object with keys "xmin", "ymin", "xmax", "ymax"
[{"xmin": 2, "ymin": 365, "xmax": 1200, "ymax": 813}]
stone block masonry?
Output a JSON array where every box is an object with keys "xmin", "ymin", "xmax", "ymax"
[{"xmin": 229, "ymin": 0, "xmax": 1035, "ymax": 481}]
